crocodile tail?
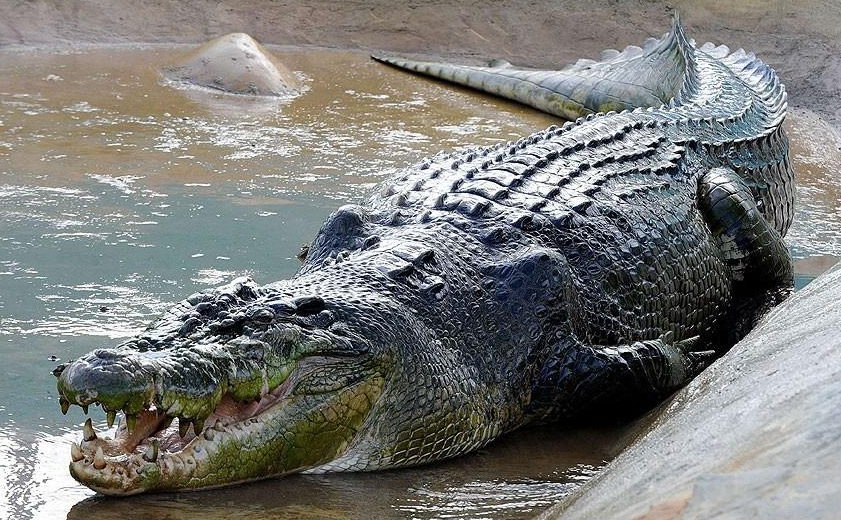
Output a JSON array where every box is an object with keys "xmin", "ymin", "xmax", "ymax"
[
  {"xmin": 719, "ymin": 47, "xmax": 788, "ymax": 129},
  {"xmin": 372, "ymin": 16, "xmax": 696, "ymax": 120}
]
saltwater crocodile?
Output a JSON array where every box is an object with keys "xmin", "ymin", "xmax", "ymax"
[{"xmin": 54, "ymin": 18, "xmax": 793, "ymax": 494}]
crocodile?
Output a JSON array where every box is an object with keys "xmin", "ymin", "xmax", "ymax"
[{"xmin": 54, "ymin": 18, "xmax": 794, "ymax": 495}]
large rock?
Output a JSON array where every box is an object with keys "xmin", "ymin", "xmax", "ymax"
[
  {"xmin": 543, "ymin": 261, "xmax": 841, "ymax": 520},
  {"xmin": 162, "ymin": 32, "xmax": 299, "ymax": 96}
]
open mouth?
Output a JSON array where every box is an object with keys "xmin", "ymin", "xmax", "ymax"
[{"xmin": 65, "ymin": 376, "xmax": 296, "ymax": 494}]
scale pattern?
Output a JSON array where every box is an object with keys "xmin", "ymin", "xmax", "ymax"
[{"xmin": 319, "ymin": 18, "xmax": 794, "ymax": 467}]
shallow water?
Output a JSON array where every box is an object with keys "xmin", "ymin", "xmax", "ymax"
[{"xmin": 0, "ymin": 45, "xmax": 839, "ymax": 520}]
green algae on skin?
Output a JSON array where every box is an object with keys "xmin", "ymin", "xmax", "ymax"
[{"xmin": 69, "ymin": 372, "xmax": 386, "ymax": 494}]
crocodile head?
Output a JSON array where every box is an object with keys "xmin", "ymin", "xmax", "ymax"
[{"xmin": 54, "ymin": 276, "xmax": 390, "ymax": 495}]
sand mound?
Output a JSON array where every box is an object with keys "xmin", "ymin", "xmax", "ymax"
[{"xmin": 162, "ymin": 32, "xmax": 299, "ymax": 96}]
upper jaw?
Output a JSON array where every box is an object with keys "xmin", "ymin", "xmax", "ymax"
[
  {"xmin": 55, "ymin": 331, "xmax": 295, "ymax": 437},
  {"xmin": 55, "ymin": 275, "xmax": 364, "ymax": 434}
]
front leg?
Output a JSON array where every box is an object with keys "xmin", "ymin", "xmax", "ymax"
[{"xmin": 531, "ymin": 333, "xmax": 715, "ymax": 422}]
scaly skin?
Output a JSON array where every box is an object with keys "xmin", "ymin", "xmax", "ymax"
[{"xmin": 54, "ymin": 18, "xmax": 794, "ymax": 494}]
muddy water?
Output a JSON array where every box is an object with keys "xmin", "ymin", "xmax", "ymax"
[{"xmin": 0, "ymin": 45, "xmax": 839, "ymax": 520}]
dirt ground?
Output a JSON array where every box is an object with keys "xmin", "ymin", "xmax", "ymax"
[{"xmin": 1, "ymin": 0, "xmax": 841, "ymax": 127}]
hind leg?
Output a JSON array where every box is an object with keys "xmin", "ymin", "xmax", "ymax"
[
  {"xmin": 698, "ymin": 167, "xmax": 793, "ymax": 288},
  {"xmin": 698, "ymin": 167, "xmax": 793, "ymax": 339}
]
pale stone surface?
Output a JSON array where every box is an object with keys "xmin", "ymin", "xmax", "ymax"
[
  {"xmin": 162, "ymin": 32, "xmax": 299, "ymax": 96},
  {"xmin": 543, "ymin": 262, "xmax": 841, "ymax": 519}
]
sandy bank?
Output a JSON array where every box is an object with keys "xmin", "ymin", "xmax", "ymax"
[{"xmin": 1, "ymin": 0, "xmax": 841, "ymax": 127}]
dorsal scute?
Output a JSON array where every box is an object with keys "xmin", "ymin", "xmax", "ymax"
[{"xmin": 370, "ymin": 17, "xmax": 791, "ymax": 235}]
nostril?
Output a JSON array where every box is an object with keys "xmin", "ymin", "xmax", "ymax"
[
  {"xmin": 52, "ymin": 361, "xmax": 70, "ymax": 378},
  {"xmin": 58, "ymin": 352, "xmax": 156, "ymax": 411}
]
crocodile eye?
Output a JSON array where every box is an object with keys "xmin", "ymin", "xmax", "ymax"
[{"xmin": 293, "ymin": 296, "xmax": 326, "ymax": 316}]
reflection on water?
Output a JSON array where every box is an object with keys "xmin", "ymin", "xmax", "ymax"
[
  {"xmin": 786, "ymin": 108, "xmax": 841, "ymax": 286},
  {"xmin": 0, "ymin": 44, "xmax": 839, "ymax": 520}
]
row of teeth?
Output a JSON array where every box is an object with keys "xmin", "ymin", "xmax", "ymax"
[
  {"xmin": 71, "ymin": 418, "xmax": 160, "ymax": 466},
  {"xmin": 70, "ymin": 416, "xmax": 230, "ymax": 465},
  {"xmin": 60, "ymin": 397, "xmax": 213, "ymax": 437}
]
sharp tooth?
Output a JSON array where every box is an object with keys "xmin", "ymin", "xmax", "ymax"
[
  {"xmin": 83, "ymin": 418, "xmax": 97, "ymax": 442},
  {"xmin": 178, "ymin": 419, "xmax": 190, "ymax": 438},
  {"xmin": 81, "ymin": 404, "xmax": 89, "ymax": 415},
  {"xmin": 106, "ymin": 410, "xmax": 116, "ymax": 428},
  {"xmin": 71, "ymin": 442, "xmax": 84, "ymax": 462},
  {"xmin": 60, "ymin": 397, "xmax": 70, "ymax": 415},
  {"xmin": 93, "ymin": 447, "xmax": 106, "ymax": 469},
  {"xmin": 142, "ymin": 440, "xmax": 159, "ymax": 463},
  {"xmin": 193, "ymin": 418, "xmax": 205, "ymax": 435},
  {"xmin": 203, "ymin": 428, "xmax": 215, "ymax": 441},
  {"xmin": 126, "ymin": 414, "xmax": 137, "ymax": 433}
]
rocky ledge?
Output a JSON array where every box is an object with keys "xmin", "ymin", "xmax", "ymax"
[{"xmin": 543, "ymin": 261, "xmax": 841, "ymax": 520}]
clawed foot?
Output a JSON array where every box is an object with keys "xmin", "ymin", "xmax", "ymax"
[{"xmin": 674, "ymin": 335, "xmax": 718, "ymax": 376}]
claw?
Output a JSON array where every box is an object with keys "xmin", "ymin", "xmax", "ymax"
[
  {"xmin": 83, "ymin": 418, "xmax": 97, "ymax": 442},
  {"xmin": 178, "ymin": 419, "xmax": 190, "ymax": 438},
  {"xmin": 142, "ymin": 440, "xmax": 159, "ymax": 463},
  {"xmin": 688, "ymin": 349, "xmax": 719, "ymax": 374},
  {"xmin": 60, "ymin": 397, "xmax": 70, "ymax": 415},
  {"xmin": 106, "ymin": 410, "xmax": 116, "ymax": 428},
  {"xmin": 93, "ymin": 446, "xmax": 106, "ymax": 469},
  {"xmin": 71, "ymin": 442, "xmax": 84, "ymax": 462},
  {"xmin": 675, "ymin": 335, "xmax": 702, "ymax": 353}
]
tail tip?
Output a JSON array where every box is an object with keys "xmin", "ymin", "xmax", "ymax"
[{"xmin": 670, "ymin": 10, "xmax": 685, "ymax": 35}]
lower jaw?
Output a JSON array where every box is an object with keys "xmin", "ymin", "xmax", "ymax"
[
  {"xmin": 70, "ymin": 407, "xmax": 293, "ymax": 494},
  {"xmin": 68, "ymin": 377, "xmax": 384, "ymax": 494},
  {"xmin": 68, "ymin": 388, "xmax": 294, "ymax": 494}
]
